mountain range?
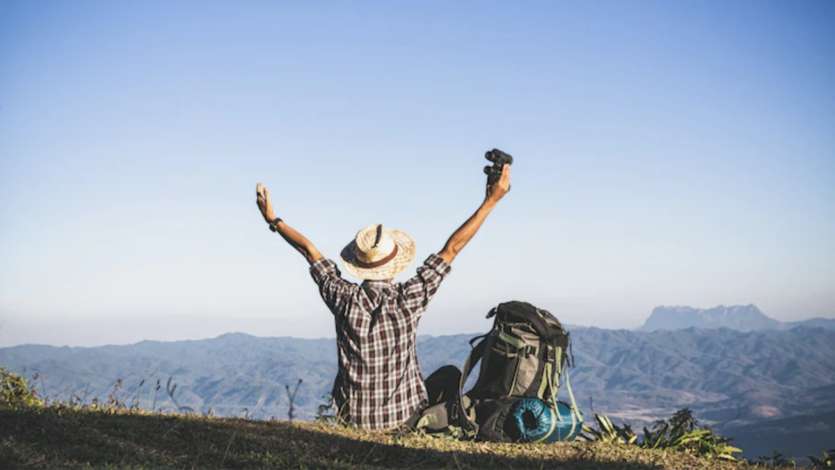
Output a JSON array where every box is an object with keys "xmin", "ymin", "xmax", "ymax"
[
  {"xmin": 2, "ymin": 305, "xmax": 834, "ymax": 459},
  {"xmin": 640, "ymin": 304, "xmax": 835, "ymax": 332}
]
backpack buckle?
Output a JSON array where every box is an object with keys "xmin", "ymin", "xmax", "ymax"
[{"xmin": 545, "ymin": 345, "xmax": 557, "ymax": 362}]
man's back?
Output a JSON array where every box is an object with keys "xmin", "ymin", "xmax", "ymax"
[{"xmin": 309, "ymin": 254, "xmax": 451, "ymax": 429}]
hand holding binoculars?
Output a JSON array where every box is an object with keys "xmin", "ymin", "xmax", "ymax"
[{"xmin": 483, "ymin": 148, "xmax": 514, "ymax": 186}]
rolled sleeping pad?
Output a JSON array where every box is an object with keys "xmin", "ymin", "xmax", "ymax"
[
  {"xmin": 510, "ymin": 398, "xmax": 583, "ymax": 443},
  {"xmin": 548, "ymin": 401, "xmax": 584, "ymax": 442},
  {"xmin": 510, "ymin": 397, "xmax": 555, "ymax": 442}
]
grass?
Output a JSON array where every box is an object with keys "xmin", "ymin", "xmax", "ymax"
[{"xmin": 0, "ymin": 406, "xmax": 795, "ymax": 470}]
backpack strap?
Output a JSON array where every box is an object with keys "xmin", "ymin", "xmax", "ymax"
[
  {"xmin": 455, "ymin": 334, "xmax": 488, "ymax": 433},
  {"xmin": 460, "ymin": 334, "xmax": 488, "ymax": 394},
  {"xmin": 563, "ymin": 367, "xmax": 582, "ymax": 421},
  {"xmin": 548, "ymin": 345, "xmax": 583, "ymax": 438},
  {"xmin": 544, "ymin": 339, "xmax": 582, "ymax": 438}
]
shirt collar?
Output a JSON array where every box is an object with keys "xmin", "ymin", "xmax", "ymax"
[{"xmin": 362, "ymin": 279, "xmax": 395, "ymax": 292}]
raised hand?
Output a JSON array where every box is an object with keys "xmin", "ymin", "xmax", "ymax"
[
  {"xmin": 256, "ymin": 182, "xmax": 277, "ymax": 223},
  {"xmin": 486, "ymin": 163, "xmax": 511, "ymax": 203}
]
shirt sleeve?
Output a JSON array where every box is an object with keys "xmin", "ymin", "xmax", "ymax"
[
  {"xmin": 399, "ymin": 253, "xmax": 452, "ymax": 317},
  {"xmin": 309, "ymin": 258, "xmax": 357, "ymax": 315}
]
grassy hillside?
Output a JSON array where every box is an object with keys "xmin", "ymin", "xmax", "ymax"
[{"xmin": 0, "ymin": 406, "xmax": 791, "ymax": 470}]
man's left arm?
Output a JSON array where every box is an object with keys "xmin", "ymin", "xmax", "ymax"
[{"xmin": 400, "ymin": 254, "xmax": 452, "ymax": 316}]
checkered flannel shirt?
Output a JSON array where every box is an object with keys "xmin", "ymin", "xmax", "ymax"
[{"xmin": 309, "ymin": 253, "xmax": 451, "ymax": 430}]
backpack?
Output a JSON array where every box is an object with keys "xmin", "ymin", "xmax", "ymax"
[{"xmin": 416, "ymin": 301, "xmax": 583, "ymax": 442}]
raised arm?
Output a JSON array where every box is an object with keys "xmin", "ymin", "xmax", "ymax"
[
  {"xmin": 438, "ymin": 163, "xmax": 511, "ymax": 264},
  {"xmin": 256, "ymin": 183, "xmax": 323, "ymax": 265}
]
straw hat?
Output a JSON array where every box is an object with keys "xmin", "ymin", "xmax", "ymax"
[{"xmin": 340, "ymin": 224, "xmax": 416, "ymax": 280}]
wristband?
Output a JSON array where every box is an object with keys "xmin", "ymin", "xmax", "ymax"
[{"xmin": 268, "ymin": 217, "xmax": 283, "ymax": 232}]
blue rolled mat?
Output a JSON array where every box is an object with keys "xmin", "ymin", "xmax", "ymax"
[{"xmin": 510, "ymin": 398, "xmax": 583, "ymax": 442}]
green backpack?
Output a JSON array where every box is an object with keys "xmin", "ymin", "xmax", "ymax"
[{"xmin": 417, "ymin": 301, "xmax": 583, "ymax": 442}]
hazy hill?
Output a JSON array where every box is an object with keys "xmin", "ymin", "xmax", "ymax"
[
  {"xmin": 726, "ymin": 408, "xmax": 835, "ymax": 461},
  {"xmin": 0, "ymin": 334, "xmax": 339, "ymax": 419},
  {"xmin": 2, "ymin": 327, "xmax": 834, "ymax": 458},
  {"xmin": 639, "ymin": 304, "xmax": 835, "ymax": 332}
]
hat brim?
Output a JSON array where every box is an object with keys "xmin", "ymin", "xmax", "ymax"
[{"xmin": 340, "ymin": 229, "xmax": 416, "ymax": 281}]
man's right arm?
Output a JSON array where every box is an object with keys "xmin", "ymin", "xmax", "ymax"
[
  {"xmin": 439, "ymin": 164, "xmax": 511, "ymax": 264},
  {"xmin": 256, "ymin": 182, "xmax": 323, "ymax": 264}
]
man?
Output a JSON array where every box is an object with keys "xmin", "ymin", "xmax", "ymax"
[{"xmin": 255, "ymin": 162, "xmax": 511, "ymax": 430}]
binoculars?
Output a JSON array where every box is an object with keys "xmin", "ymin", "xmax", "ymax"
[{"xmin": 483, "ymin": 148, "xmax": 514, "ymax": 186}]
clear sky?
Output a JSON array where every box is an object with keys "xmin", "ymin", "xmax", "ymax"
[{"xmin": 1, "ymin": 1, "xmax": 834, "ymax": 347}]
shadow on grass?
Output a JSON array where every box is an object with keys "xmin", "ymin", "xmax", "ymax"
[{"xmin": 0, "ymin": 406, "xmax": 662, "ymax": 469}]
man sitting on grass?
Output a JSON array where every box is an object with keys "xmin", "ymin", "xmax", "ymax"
[{"xmin": 255, "ymin": 162, "xmax": 510, "ymax": 429}]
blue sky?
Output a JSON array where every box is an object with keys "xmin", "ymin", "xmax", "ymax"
[{"xmin": 1, "ymin": 1, "xmax": 834, "ymax": 346}]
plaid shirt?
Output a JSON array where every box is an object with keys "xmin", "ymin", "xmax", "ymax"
[{"xmin": 310, "ymin": 253, "xmax": 451, "ymax": 430}]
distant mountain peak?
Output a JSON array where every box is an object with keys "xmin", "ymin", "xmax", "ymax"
[
  {"xmin": 216, "ymin": 332, "xmax": 256, "ymax": 339},
  {"xmin": 211, "ymin": 332, "xmax": 260, "ymax": 344},
  {"xmin": 640, "ymin": 304, "xmax": 780, "ymax": 332}
]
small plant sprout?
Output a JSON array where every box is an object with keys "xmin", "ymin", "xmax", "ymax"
[{"xmin": 285, "ymin": 379, "xmax": 303, "ymax": 423}]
